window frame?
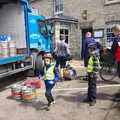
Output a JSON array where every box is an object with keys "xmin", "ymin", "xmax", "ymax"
[
  {"xmin": 60, "ymin": 23, "xmax": 69, "ymax": 44},
  {"xmin": 38, "ymin": 20, "xmax": 48, "ymax": 38},
  {"xmin": 53, "ymin": 0, "xmax": 63, "ymax": 15}
]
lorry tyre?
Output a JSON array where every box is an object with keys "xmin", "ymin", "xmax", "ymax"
[{"xmin": 35, "ymin": 54, "xmax": 43, "ymax": 75}]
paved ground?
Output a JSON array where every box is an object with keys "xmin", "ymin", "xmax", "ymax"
[{"xmin": 0, "ymin": 60, "xmax": 120, "ymax": 120}]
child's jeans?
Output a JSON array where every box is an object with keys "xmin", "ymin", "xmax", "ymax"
[
  {"xmin": 88, "ymin": 73, "xmax": 97, "ymax": 102},
  {"xmin": 45, "ymin": 86, "xmax": 54, "ymax": 105}
]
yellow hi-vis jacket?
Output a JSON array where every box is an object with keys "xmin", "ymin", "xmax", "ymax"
[
  {"xmin": 87, "ymin": 56, "xmax": 94, "ymax": 73},
  {"xmin": 44, "ymin": 65, "xmax": 55, "ymax": 80}
]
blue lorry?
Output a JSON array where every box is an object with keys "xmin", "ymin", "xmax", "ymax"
[{"xmin": 0, "ymin": 0, "xmax": 52, "ymax": 78}]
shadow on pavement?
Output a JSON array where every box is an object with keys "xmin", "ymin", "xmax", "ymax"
[
  {"xmin": 111, "ymin": 102, "xmax": 120, "ymax": 111},
  {"xmin": 19, "ymin": 101, "xmax": 48, "ymax": 111},
  {"xmin": 56, "ymin": 91, "xmax": 114, "ymax": 103},
  {"xmin": 97, "ymin": 93, "xmax": 113, "ymax": 100},
  {"xmin": 6, "ymin": 94, "xmax": 48, "ymax": 111},
  {"xmin": 6, "ymin": 95, "xmax": 15, "ymax": 101},
  {"xmin": 76, "ymin": 75, "xmax": 120, "ymax": 84}
]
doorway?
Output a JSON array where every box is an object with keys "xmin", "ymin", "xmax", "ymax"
[{"xmin": 81, "ymin": 28, "xmax": 93, "ymax": 59}]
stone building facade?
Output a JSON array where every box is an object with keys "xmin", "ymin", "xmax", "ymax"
[{"xmin": 30, "ymin": 0, "xmax": 120, "ymax": 58}]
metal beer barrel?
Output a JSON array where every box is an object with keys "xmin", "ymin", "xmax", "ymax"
[
  {"xmin": 11, "ymin": 84, "xmax": 22, "ymax": 100},
  {"xmin": 0, "ymin": 41, "xmax": 9, "ymax": 58},
  {"xmin": 9, "ymin": 41, "xmax": 16, "ymax": 57},
  {"xmin": 22, "ymin": 85, "xmax": 37, "ymax": 102}
]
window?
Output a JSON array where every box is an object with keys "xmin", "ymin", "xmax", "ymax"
[
  {"xmin": 104, "ymin": 0, "xmax": 120, "ymax": 4},
  {"xmin": 54, "ymin": 0, "xmax": 63, "ymax": 15},
  {"xmin": 105, "ymin": 22, "xmax": 120, "ymax": 47},
  {"xmin": 105, "ymin": 27, "xmax": 114, "ymax": 47},
  {"xmin": 38, "ymin": 21, "xmax": 47, "ymax": 37},
  {"xmin": 60, "ymin": 23, "xmax": 69, "ymax": 44}
]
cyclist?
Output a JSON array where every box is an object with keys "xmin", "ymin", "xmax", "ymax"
[{"xmin": 82, "ymin": 32, "xmax": 102, "ymax": 80}]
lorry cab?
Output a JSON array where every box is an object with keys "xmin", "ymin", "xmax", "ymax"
[
  {"xmin": 28, "ymin": 13, "xmax": 52, "ymax": 74},
  {"xmin": 28, "ymin": 13, "xmax": 51, "ymax": 53}
]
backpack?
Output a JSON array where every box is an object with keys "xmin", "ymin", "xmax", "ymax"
[{"xmin": 55, "ymin": 42, "xmax": 68, "ymax": 57}]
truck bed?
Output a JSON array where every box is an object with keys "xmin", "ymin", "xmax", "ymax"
[{"xmin": 0, "ymin": 56, "xmax": 25, "ymax": 65}]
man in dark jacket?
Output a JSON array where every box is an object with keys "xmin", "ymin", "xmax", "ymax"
[{"xmin": 83, "ymin": 32, "xmax": 97, "ymax": 67}]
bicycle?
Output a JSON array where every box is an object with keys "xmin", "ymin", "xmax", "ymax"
[{"xmin": 99, "ymin": 50, "xmax": 118, "ymax": 81}]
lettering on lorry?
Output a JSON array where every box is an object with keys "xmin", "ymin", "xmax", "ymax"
[{"xmin": 30, "ymin": 34, "xmax": 40, "ymax": 40}]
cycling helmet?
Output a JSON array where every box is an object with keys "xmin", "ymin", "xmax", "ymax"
[
  {"xmin": 43, "ymin": 53, "xmax": 52, "ymax": 59},
  {"xmin": 88, "ymin": 43, "xmax": 97, "ymax": 51}
]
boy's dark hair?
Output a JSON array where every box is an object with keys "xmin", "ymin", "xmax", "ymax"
[{"xmin": 88, "ymin": 43, "xmax": 97, "ymax": 51}]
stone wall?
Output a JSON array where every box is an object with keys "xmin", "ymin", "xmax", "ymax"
[
  {"xmin": 64, "ymin": 0, "xmax": 120, "ymax": 29},
  {"xmin": 31, "ymin": 0, "xmax": 53, "ymax": 17},
  {"xmin": 69, "ymin": 23, "xmax": 80, "ymax": 58}
]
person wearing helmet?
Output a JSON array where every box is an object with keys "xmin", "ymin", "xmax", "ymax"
[
  {"xmin": 38, "ymin": 53, "xmax": 59, "ymax": 110},
  {"xmin": 84, "ymin": 43, "xmax": 101, "ymax": 106},
  {"xmin": 82, "ymin": 32, "xmax": 102, "ymax": 81}
]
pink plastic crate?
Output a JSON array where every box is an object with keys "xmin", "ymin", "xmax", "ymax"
[{"xmin": 24, "ymin": 78, "xmax": 42, "ymax": 89}]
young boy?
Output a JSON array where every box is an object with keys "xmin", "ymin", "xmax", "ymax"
[
  {"xmin": 38, "ymin": 53, "xmax": 59, "ymax": 110},
  {"xmin": 84, "ymin": 43, "xmax": 101, "ymax": 106}
]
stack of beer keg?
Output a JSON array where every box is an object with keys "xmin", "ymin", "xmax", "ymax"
[
  {"xmin": 11, "ymin": 78, "xmax": 42, "ymax": 102},
  {"xmin": 0, "ymin": 34, "xmax": 16, "ymax": 58},
  {"xmin": 11, "ymin": 84, "xmax": 37, "ymax": 102}
]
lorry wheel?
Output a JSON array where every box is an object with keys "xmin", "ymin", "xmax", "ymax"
[
  {"xmin": 35, "ymin": 54, "xmax": 43, "ymax": 75},
  {"xmin": 26, "ymin": 69, "xmax": 35, "ymax": 77}
]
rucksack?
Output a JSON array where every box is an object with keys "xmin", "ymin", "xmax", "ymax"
[{"xmin": 56, "ymin": 42, "xmax": 68, "ymax": 57}]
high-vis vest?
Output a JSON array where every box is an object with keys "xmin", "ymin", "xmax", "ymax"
[
  {"xmin": 87, "ymin": 56, "xmax": 94, "ymax": 73},
  {"xmin": 44, "ymin": 65, "xmax": 55, "ymax": 80}
]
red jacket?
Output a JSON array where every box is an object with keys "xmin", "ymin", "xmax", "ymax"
[
  {"xmin": 111, "ymin": 35, "xmax": 120, "ymax": 62},
  {"xmin": 115, "ymin": 45, "xmax": 120, "ymax": 61}
]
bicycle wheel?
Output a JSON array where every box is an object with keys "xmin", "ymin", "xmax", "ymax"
[{"xmin": 99, "ymin": 63, "xmax": 117, "ymax": 81}]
